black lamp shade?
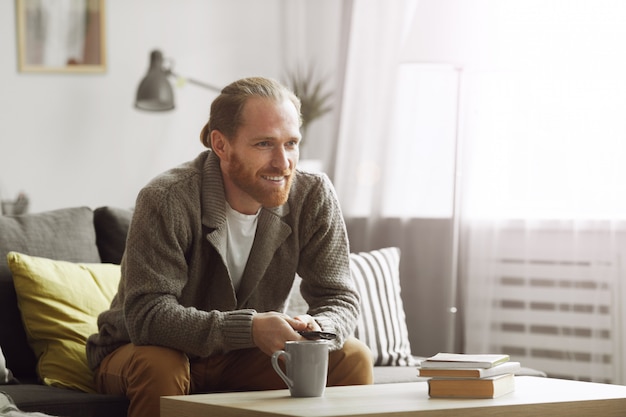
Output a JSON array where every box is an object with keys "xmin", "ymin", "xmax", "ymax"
[{"xmin": 135, "ymin": 50, "xmax": 175, "ymax": 111}]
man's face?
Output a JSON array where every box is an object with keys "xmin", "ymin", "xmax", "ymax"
[{"xmin": 217, "ymin": 97, "xmax": 301, "ymax": 214}]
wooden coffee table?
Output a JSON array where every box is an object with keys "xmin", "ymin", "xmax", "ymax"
[{"xmin": 161, "ymin": 376, "xmax": 626, "ymax": 417}]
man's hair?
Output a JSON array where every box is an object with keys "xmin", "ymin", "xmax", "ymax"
[{"xmin": 200, "ymin": 77, "xmax": 302, "ymax": 149}]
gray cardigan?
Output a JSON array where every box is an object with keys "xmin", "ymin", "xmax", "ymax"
[{"xmin": 87, "ymin": 151, "xmax": 359, "ymax": 369}]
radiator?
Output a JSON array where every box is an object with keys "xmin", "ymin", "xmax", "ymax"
[{"xmin": 463, "ymin": 224, "xmax": 623, "ymax": 384}]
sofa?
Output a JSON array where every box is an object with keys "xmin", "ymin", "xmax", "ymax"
[{"xmin": 0, "ymin": 206, "xmax": 423, "ymax": 417}]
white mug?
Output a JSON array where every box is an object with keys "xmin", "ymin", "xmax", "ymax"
[{"xmin": 271, "ymin": 340, "xmax": 329, "ymax": 397}]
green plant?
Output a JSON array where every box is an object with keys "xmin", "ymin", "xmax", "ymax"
[{"xmin": 285, "ymin": 66, "xmax": 333, "ymax": 150}]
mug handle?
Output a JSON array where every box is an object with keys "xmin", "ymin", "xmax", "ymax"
[{"xmin": 271, "ymin": 350, "xmax": 294, "ymax": 390}]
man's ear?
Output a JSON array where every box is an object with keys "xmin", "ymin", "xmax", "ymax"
[{"xmin": 211, "ymin": 130, "xmax": 228, "ymax": 160}]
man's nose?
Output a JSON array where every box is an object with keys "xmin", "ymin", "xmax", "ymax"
[{"xmin": 272, "ymin": 147, "xmax": 290, "ymax": 170}]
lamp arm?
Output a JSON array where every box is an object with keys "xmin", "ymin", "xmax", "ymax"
[{"xmin": 169, "ymin": 70, "xmax": 222, "ymax": 93}]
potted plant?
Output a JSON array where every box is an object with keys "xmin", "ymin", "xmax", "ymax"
[{"xmin": 285, "ymin": 66, "xmax": 333, "ymax": 160}]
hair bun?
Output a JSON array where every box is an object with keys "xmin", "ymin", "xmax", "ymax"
[{"xmin": 200, "ymin": 122, "xmax": 211, "ymax": 148}]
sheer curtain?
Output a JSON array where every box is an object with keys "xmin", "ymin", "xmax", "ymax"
[
  {"xmin": 460, "ymin": 69, "xmax": 626, "ymax": 383},
  {"xmin": 333, "ymin": 0, "xmax": 417, "ymax": 216},
  {"xmin": 332, "ymin": 0, "xmax": 461, "ymax": 356},
  {"xmin": 458, "ymin": 2, "xmax": 626, "ymax": 383},
  {"xmin": 334, "ymin": 0, "xmax": 626, "ymax": 379}
]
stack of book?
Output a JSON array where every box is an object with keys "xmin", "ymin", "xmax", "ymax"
[{"xmin": 418, "ymin": 353, "xmax": 520, "ymax": 399}]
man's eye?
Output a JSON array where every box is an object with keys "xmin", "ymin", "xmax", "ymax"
[{"xmin": 256, "ymin": 141, "xmax": 271, "ymax": 147}]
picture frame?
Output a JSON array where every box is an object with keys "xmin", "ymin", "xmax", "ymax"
[{"xmin": 16, "ymin": 0, "xmax": 106, "ymax": 73}]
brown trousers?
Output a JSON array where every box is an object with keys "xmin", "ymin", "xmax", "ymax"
[{"xmin": 94, "ymin": 337, "xmax": 373, "ymax": 417}]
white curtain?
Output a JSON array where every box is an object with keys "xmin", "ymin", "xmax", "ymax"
[
  {"xmin": 334, "ymin": 0, "xmax": 626, "ymax": 381},
  {"xmin": 458, "ymin": 2, "xmax": 626, "ymax": 383},
  {"xmin": 460, "ymin": 67, "xmax": 626, "ymax": 383},
  {"xmin": 332, "ymin": 0, "xmax": 462, "ymax": 356},
  {"xmin": 333, "ymin": 0, "xmax": 418, "ymax": 217}
]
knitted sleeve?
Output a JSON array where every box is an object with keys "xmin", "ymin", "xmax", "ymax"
[{"xmin": 295, "ymin": 174, "xmax": 360, "ymax": 349}]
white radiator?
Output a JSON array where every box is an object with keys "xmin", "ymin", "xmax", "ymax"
[{"xmin": 463, "ymin": 223, "xmax": 624, "ymax": 383}]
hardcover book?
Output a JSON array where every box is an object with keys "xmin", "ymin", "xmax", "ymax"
[
  {"xmin": 418, "ymin": 361, "xmax": 521, "ymax": 378},
  {"xmin": 420, "ymin": 353, "xmax": 510, "ymax": 369},
  {"xmin": 427, "ymin": 373, "xmax": 515, "ymax": 399}
]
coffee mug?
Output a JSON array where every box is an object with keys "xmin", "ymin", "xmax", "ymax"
[{"xmin": 271, "ymin": 340, "xmax": 329, "ymax": 397}]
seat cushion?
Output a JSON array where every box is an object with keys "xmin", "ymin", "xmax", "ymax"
[{"xmin": 1, "ymin": 384, "xmax": 128, "ymax": 417}]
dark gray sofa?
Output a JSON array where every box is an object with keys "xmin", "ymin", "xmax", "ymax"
[
  {"xmin": 0, "ymin": 206, "xmax": 427, "ymax": 417},
  {"xmin": 0, "ymin": 207, "xmax": 131, "ymax": 417}
]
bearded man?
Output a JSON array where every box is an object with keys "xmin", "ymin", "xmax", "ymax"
[{"xmin": 86, "ymin": 77, "xmax": 373, "ymax": 417}]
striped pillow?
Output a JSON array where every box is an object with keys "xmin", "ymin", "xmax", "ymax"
[{"xmin": 351, "ymin": 247, "xmax": 415, "ymax": 366}]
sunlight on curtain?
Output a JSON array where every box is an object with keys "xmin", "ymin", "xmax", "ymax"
[
  {"xmin": 333, "ymin": 0, "xmax": 419, "ymax": 218},
  {"xmin": 381, "ymin": 64, "xmax": 459, "ymax": 218},
  {"xmin": 460, "ymin": 0, "xmax": 626, "ymax": 383},
  {"xmin": 334, "ymin": 1, "xmax": 459, "ymax": 219},
  {"xmin": 332, "ymin": 0, "xmax": 463, "ymax": 355},
  {"xmin": 461, "ymin": 71, "xmax": 626, "ymax": 220},
  {"xmin": 333, "ymin": 0, "xmax": 626, "ymax": 370}
]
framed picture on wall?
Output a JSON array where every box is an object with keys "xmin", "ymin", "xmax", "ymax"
[{"xmin": 16, "ymin": 0, "xmax": 106, "ymax": 73}]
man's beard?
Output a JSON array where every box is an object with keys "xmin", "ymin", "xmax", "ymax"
[{"xmin": 228, "ymin": 153, "xmax": 294, "ymax": 208}]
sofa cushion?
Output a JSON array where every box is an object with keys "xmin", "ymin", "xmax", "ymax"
[
  {"xmin": 351, "ymin": 247, "xmax": 415, "ymax": 366},
  {"xmin": 93, "ymin": 206, "xmax": 133, "ymax": 264},
  {"xmin": 1, "ymin": 384, "xmax": 129, "ymax": 417},
  {"xmin": 7, "ymin": 252, "xmax": 120, "ymax": 393},
  {"xmin": 0, "ymin": 207, "xmax": 100, "ymax": 380}
]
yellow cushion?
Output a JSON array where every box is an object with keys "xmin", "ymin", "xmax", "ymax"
[{"xmin": 7, "ymin": 252, "xmax": 120, "ymax": 392}]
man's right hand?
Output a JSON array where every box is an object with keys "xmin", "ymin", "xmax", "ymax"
[{"xmin": 251, "ymin": 311, "xmax": 309, "ymax": 356}]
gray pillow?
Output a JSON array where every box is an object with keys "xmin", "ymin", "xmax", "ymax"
[{"xmin": 0, "ymin": 207, "xmax": 101, "ymax": 277}]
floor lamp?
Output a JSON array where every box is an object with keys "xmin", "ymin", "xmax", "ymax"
[{"xmin": 448, "ymin": 66, "xmax": 464, "ymax": 353}]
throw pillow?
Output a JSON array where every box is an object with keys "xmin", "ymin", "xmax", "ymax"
[
  {"xmin": 0, "ymin": 207, "xmax": 101, "ymax": 277},
  {"xmin": 351, "ymin": 247, "xmax": 415, "ymax": 366},
  {"xmin": 93, "ymin": 206, "xmax": 133, "ymax": 264},
  {"xmin": 6, "ymin": 252, "xmax": 121, "ymax": 393}
]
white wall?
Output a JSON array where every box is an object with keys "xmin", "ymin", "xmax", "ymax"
[{"xmin": 0, "ymin": 0, "xmax": 342, "ymax": 213}]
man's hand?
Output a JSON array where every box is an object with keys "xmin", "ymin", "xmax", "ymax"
[
  {"xmin": 251, "ymin": 312, "xmax": 320, "ymax": 356},
  {"xmin": 293, "ymin": 314, "xmax": 322, "ymax": 332}
]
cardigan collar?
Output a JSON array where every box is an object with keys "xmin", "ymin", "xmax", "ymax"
[{"xmin": 200, "ymin": 150, "xmax": 293, "ymax": 306}]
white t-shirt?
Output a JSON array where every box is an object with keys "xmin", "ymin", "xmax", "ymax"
[{"xmin": 224, "ymin": 202, "xmax": 260, "ymax": 290}]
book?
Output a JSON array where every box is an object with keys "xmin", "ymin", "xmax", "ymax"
[
  {"xmin": 427, "ymin": 373, "xmax": 515, "ymax": 399},
  {"xmin": 419, "ymin": 353, "xmax": 510, "ymax": 369},
  {"xmin": 418, "ymin": 361, "xmax": 521, "ymax": 378}
]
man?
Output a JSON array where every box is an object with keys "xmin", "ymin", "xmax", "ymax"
[{"xmin": 86, "ymin": 77, "xmax": 373, "ymax": 417}]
